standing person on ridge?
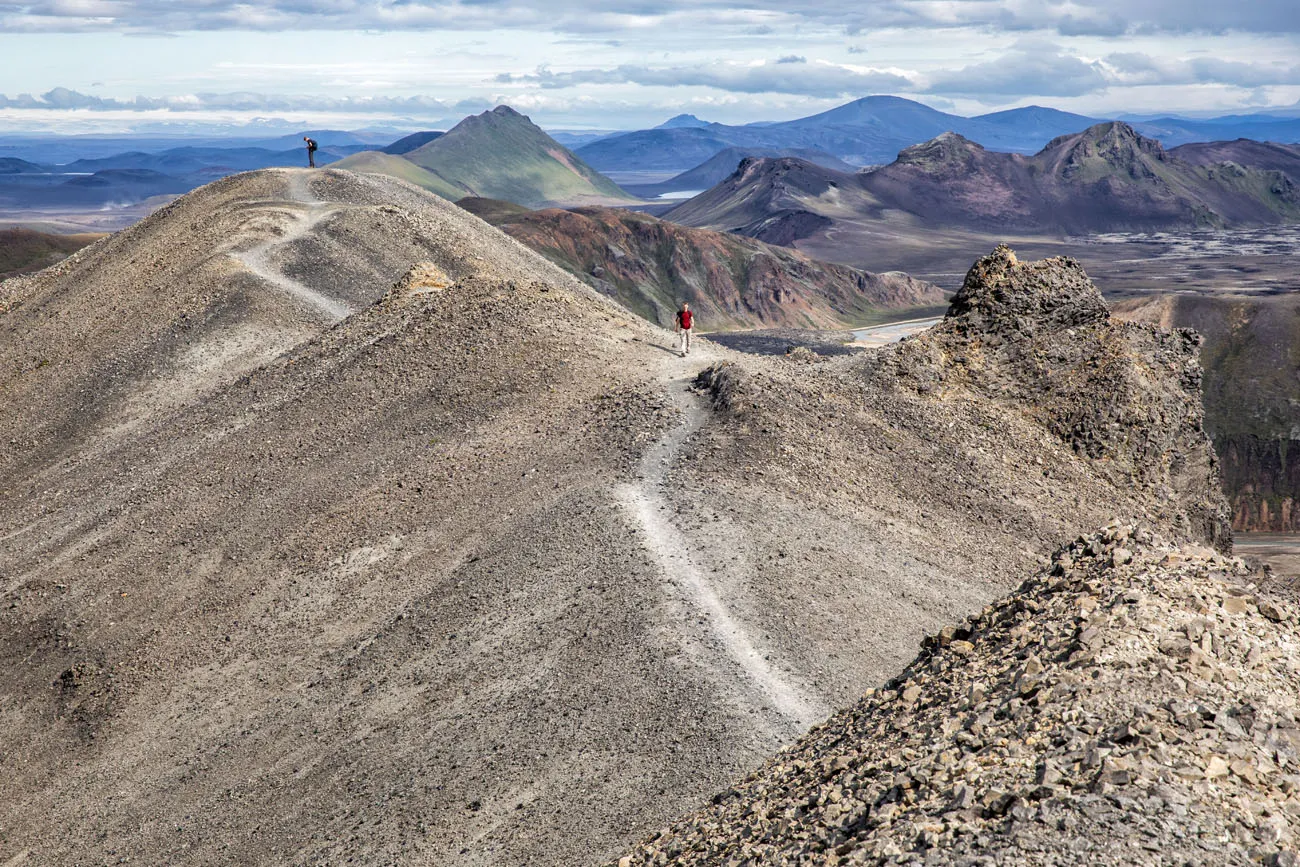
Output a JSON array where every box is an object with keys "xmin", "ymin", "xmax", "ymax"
[
  {"xmin": 303, "ymin": 136, "xmax": 318, "ymax": 168},
  {"xmin": 675, "ymin": 302, "xmax": 694, "ymax": 357}
]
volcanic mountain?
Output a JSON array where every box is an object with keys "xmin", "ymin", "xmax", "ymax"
[
  {"xmin": 664, "ymin": 156, "xmax": 883, "ymax": 246},
  {"xmin": 576, "ymin": 96, "xmax": 1102, "ymax": 172},
  {"xmin": 337, "ymin": 105, "xmax": 635, "ymax": 208},
  {"xmin": 1171, "ymin": 139, "xmax": 1300, "ymax": 185},
  {"xmin": 622, "ymin": 146, "xmax": 855, "ymax": 198},
  {"xmin": 1, "ymin": 167, "xmax": 1230, "ymax": 867},
  {"xmin": 668, "ymin": 122, "xmax": 1300, "ymax": 242},
  {"xmin": 459, "ymin": 198, "xmax": 945, "ymax": 329}
]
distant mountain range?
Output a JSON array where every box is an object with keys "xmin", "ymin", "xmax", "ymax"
[
  {"xmin": 666, "ymin": 122, "xmax": 1300, "ymax": 240},
  {"xmin": 5, "ymin": 95, "xmax": 1300, "ymax": 227},
  {"xmin": 458, "ymin": 197, "xmax": 945, "ymax": 329},
  {"xmin": 576, "ymin": 97, "xmax": 1105, "ymax": 172},
  {"xmin": 337, "ymin": 106, "xmax": 636, "ymax": 209},
  {"xmin": 0, "ymin": 141, "xmax": 355, "ymax": 210},
  {"xmin": 574, "ymin": 96, "xmax": 1300, "ymax": 175}
]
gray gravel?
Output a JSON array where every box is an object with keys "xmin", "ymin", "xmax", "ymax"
[{"xmin": 0, "ymin": 176, "xmax": 1234, "ymax": 866}]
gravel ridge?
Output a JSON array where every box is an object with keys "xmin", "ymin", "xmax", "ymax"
[{"xmin": 615, "ymin": 525, "xmax": 1299, "ymax": 866}]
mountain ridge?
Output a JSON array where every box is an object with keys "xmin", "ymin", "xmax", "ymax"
[
  {"xmin": 666, "ymin": 122, "xmax": 1300, "ymax": 240},
  {"xmin": 0, "ymin": 172, "xmax": 1233, "ymax": 865}
]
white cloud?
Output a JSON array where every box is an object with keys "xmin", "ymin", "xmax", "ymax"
[
  {"xmin": 1, "ymin": 0, "xmax": 1298, "ymax": 35},
  {"xmin": 0, "ymin": 86, "xmax": 489, "ymax": 113},
  {"xmin": 496, "ymin": 58, "xmax": 914, "ymax": 97},
  {"xmin": 925, "ymin": 42, "xmax": 1110, "ymax": 97}
]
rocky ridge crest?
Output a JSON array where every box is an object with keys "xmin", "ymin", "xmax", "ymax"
[
  {"xmin": 616, "ymin": 524, "xmax": 1300, "ymax": 865},
  {"xmin": 872, "ymin": 245, "xmax": 1231, "ymax": 550}
]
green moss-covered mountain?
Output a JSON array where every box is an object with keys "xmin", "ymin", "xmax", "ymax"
[
  {"xmin": 329, "ymin": 150, "xmax": 469, "ymax": 201},
  {"xmin": 339, "ymin": 106, "xmax": 635, "ymax": 208}
]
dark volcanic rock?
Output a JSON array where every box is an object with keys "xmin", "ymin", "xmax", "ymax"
[
  {"xmin": 872, "ymin": 246, "xmax": 1232, "ymax": 551},
  {"xmin": 948, "ymin": 245, "xmax": 1109, "ymax": 331},
  {"xmin": 615, "ymin": 526, "xmax": 1292, "ymax": 866}
]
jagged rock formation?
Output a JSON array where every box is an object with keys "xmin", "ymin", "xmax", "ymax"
[
  {"xmin": 622, "ymin": 147, "xmax": 855, "ymax": 198},
  {"xmin": 1173, "ymin": 140, "xmax": 1300, "ymax": 186},
  {"xmin": 462, "ymin": 200, "xmax": 946, "ymax": 330},
  {"xmin": 615, "ymin": 526, "xmax": 1297, "ymax": 865},
  {"xmin": 0, "ymin": 178, "xmax": 1229, "ymax": 867},
  {"xmin": 664, "ymin": 156, "xmax": 872, "ymax": 245},
  {"xmin": 871, "ymin": 246, "xmax": 1231, "ymax": 550}
]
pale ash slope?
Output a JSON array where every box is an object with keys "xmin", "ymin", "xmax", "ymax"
[
  {"xmin": 0, "ymin": 167, "xmax": 573, "ymax": 476},
  {"xmin": 617, "ymin": 529, "xmax": 1296, "ymax": 866},
  {"xmin": 0, "ymin": 181, "xmax": 1225, "ymax": 867}
]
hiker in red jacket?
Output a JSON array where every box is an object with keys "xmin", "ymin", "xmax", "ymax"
[{"xmin": 675, "ymin": 302, "xmax": 694, "ymax": 356}]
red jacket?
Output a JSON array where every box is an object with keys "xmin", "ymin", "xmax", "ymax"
[{"xmin": 677, "ymin": 309, "xmax": 693, "ymax": 329}]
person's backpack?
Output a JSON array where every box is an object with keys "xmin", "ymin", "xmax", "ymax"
[{"xmin": 306, "ymin": 138, "xmax": 317, "ymax": 152}]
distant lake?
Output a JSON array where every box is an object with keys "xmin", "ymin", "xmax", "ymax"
[{"xmin": 655, "ymin": 189, "xmax": 704, "ymax": 200}]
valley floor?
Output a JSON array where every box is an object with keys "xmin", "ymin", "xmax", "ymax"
[{"xmin": 798, "ymin": 222, "xmax": 1300, "ymax": 299}]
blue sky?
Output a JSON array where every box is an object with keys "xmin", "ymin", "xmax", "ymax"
[{"xmin": 1, "ymin": 1, "xmax": 1299, "ymax": 133}]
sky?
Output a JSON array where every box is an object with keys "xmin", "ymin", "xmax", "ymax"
[{"xmin": 2, "ymin": 0, "xmax": 1300, "ymax": 134}]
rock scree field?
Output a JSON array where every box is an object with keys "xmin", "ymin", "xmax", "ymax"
[{"xmin": 0, "ymin": 168, "xmax": 1241, "ymax": 864}]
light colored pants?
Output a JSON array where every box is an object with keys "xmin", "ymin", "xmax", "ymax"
[{"xmin": 678, "ymin": 327, "xmax": 692, "ymax": 354}]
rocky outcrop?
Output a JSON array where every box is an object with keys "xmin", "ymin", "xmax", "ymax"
[
  {"xmin": 616, "ymin": 525, "xmax": 1296, "ymax": 865},
  {"xmin": 870, "ymin": 246, "xmax": 1232, "ymax": 551}
]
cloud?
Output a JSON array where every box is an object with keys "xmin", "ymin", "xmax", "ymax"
[
  {"xmin": 2, "ymin": 0, "xmax": 1298, "ymax": 35},
  {"xmin": 1105, "ymin": 52, "xmax": 1300, "ymax": 88},
  {"xmin": 0, "ymin": 86, "xmax": 490, "ymax": 113},
  {"xmin": 925, "ymin": 43, "xmax": 1110, "ymax": 98},
  {"xmin": 495, "ymin": 59, "xmax": 914, "ymax": 98}
]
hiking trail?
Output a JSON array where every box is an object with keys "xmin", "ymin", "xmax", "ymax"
[
  {"xmin": 230, "ymin": 169, "xmax": 355, "ymax": 321},
  {"xmin": 620, "ymin": 344, "xmax": 827, "ymax": 733}
]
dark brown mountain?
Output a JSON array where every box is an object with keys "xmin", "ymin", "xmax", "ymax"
[
  {"xmin": 663, "ymin": 156, "xmax": 881, "ymax": 245},
  {"xmin": 1171, "ymin": 139, "xmax": 1300, "ymax": 184},
  {"xmin": 667, "ymin": 122, "xmax": 1300, "ymax": 242},
  {"xmin": 463, "ymin": 198, "xmax": 945, "ymax": 329},
  {"xmin": 1113, "ymin": 291, "xmax": 1300, "ymax": 532},
  {"xmin": 0, "ymin": 228, "xmax": 101, "ymax": 280}
]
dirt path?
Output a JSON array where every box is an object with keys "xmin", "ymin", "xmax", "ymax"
[
  {"xmin": 230, "ymin": 170, "xmax": 355, "ymax": 321},
  {"xmin": 621, "ymin": 340, "xmax": 827, "ymax": 732}
]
